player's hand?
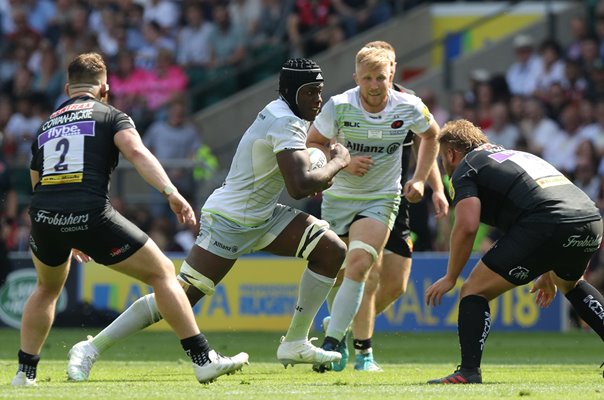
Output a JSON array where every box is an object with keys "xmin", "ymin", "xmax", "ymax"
[
  {"xmin": 530, "ymin": 273, "xmax": 557, "ymax": 308},
  {"xmin": 168, "ymin": 192, "xmax": 197, "ymax": 226},
  {"xmin": 425, "ymin": 275, "xmax": 456, "ymax": 307},
  {"xmin": 344, "ymin": 155, "xmax": 373, "ymax": 176},
  {"xmin": 330, "ymin": 143, "xmax": 351, "ymax": 167},
  {"xmin": 432, "ymin": 190, "xmax": 449, "ymax": 218},
  {"xmin": 72, "ymin": 249, "xmax": 91, "ymax": 263},
  {"xmin": 403, "ymin": 179, "xmax": 425, "ymax": 203}
]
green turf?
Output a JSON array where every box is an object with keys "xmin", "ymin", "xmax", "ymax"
[{"xmin": 0, "ymin": 328, "xmax": 602, "ymax": 399}]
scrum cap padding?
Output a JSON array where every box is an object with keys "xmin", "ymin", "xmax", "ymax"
[{"xmin": 279, "ymin": 58, "xmax": 323, "ymax": 116}]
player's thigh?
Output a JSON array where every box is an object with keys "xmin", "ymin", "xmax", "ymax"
[
  {"xmin": 461, "ymin": 260, "xmax": 517, "ymax": 300},
  {"xmin": 185, "ymin": 243, "xmax": 238, "ymax": 287},
  {"xmin": 349, "ymin": 217, "xmax": 390, "ymax": 259},
  {"xmin": 108, "ymin": 239, "xmax": 175, "ymax": 284},
  {"xmin": 31, "ymin": 252, "xmax": 71, "ymax": 294},
  {"xmin": 261, "ymin": 211, "xmax": 346, "ymax": 271},
  {"xmin": 380, "ymin": 252, "xmax": 411, "ymax": 294}
]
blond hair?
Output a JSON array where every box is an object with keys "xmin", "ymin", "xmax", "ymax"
[
  {"xmin": 67, "ymin": 52, "xmax": 107, "ymax": 86},
  {"xmin": 363, "ymin": 40, "xmax": 396, "ymax": 63},
  {"xmin": 439, "ymin": 119, "xmax": 488, "ymax": 154},
  {"xmin": 355, "ymin": 46, "xmax": 392, "ymax": 72}
]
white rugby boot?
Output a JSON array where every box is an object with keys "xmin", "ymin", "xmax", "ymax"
[
  {"xmin": 11, "ymin": 371, "xmax": 37, "ymax": 387},
  {"xmin": 277, "ymin": 336, "xmax": 342, "ymax": 368},
  {"xmin": 67, "ymin": 338, "xmax": 99, "ymax": 381},
  {"xmin": 193, "ymin": 350, "xmax": 249, "ymax": 384}
]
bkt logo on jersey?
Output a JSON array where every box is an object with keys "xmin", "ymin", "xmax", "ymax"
[
  {"xmin": 38, "ymin": 121, "xmax": 96, "ymax": 147},
  {"xmin": 343, "ymin": 121, "xmax": 360, "ymax": 128}
]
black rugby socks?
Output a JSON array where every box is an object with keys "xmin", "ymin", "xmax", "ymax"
[
  {"xmin": 565, "ymin": 280, "xmax": 604, "ymax": 341},
  {"xmin": 181, "ymin": 334, "xmax": 211, "ymax": 366},
  {"xmin": 17, "ymin": 350, "xmax": 40, "ymax": 380},
  {"xmin": 458, "ymin": 295, "xmax": 491, "ymax": 370}
]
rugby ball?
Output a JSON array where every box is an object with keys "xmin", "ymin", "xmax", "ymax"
[{"xmin": 307, "ymin": 147, "xmax": 327, "ymax": 170}]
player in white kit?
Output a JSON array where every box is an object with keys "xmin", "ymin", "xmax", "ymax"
[
  {"xmin": 307, "ymin": 46, "xmax": 440, "ymax": 372},
  {"xmin": 66, "ymin": 58, "xmax": 351, "ymax": 381}
]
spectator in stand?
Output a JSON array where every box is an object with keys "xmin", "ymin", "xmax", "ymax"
[
  {"xmin": 205, "ymin": 4, "xmax": 247, "ymax": 106},
  {"xmin": 229, "ymin": 0, "xmax": 262, "ymax": 39},
  {"xmin": 208, "ymin": 4, "xmax": 246, "ymax": 71},
  {"xmin": 0, "ymin": 95, "xmax": 14, "ymax": 145},
  {"xmin": 518, "ymin": 96, "xmax": 561, "ymax": 157},
  {"xmin": 448, "ymin": 90, "xmax": 468, "ymax": 121},
  {"xmin": 562, "ymin": 57, "xmax": 588, "ymax": 103},
  {"xmin": 142, "ymin": 0, "xmax": 180, "ymax": 35},
  {"xmin": 542, "ymin": 102, "xmax": 586, "ymax": 176},
  {"xmin": 141, "ymin": 47, "xmax": 188, "ymax": 123},
  {"xmin": 565, "ymin": 15, "xmax": 587, "ymax": 61},
  {"xmin": 253, "ymin": 0, "xmax": 286, "ymax": 52},
  {"xmin": 578, "ymin": 98, "xmax": 604, "ymax": 158},
  {"xmin": 93, "ymin": 5, "xmax": 125, "ymax": 62},
  {"xmin": 586, "ymin": 59, "xmax": 604, "ymax": 101},
  {"xmin": 474, "ymin": 79, "xmax": 495, "ymax": 129},
  {"xmin": 143, "ymin": 98, "xmax": 201, "ymax": 218},
  {"xmin": 287, "ymin": 0, "xmax": 344, "ymax": 58},
  {"xmin": 483, "ymin": 101, "xmax": 520, "ymax": 150},
  {"xmin": 508, "ymin": 94, "xmax": 525, "ymax": 126},
  {"xmin": 135, "ymin": 20, "xmax": 175, "ymax": 71},
  {"xmin": 573, "ymin": 139, "xmax": 601, "ymax": 202},
  {"xmin": 4, "ymin": 95, "xmax": 43, "ymax": 165},
  {"xmin": 505, "ymin": 33, "xmax": 542, "ymax": 97},
  {"xmin": 124, "ymin": 3, "xmax": 146, "ymax": 53},
  {"xmin": 20, "ymin": 0, "xmax": 56, "ymax": 36},
  {"xmin": 177, "ymin": 3, "xmax": 214, "ymax": 88},
  {"xmin": 5, "ymin": 6, "xmax": 42, "ymax": 55},
  {"xmin": 419, "ymin": 88, "xmax": 449, "ymax": 127},
  {"xmin": 543, "ymin": 81, "xmax": 570, "ymax": 124},
  {"xmin": 31, "ymin": 40, "xmax": 65, "ymax": 105},
  {"xmin": 43, "ymin": 0, "xmax": 78, "ymax": 46},
  {"xmin": 0, "ymin": 151, "xmax": 17, "ymax": 287},
  {"xmin": 534, "ymin": 38, "xmax": 566, "ymax": 101},
  {"xmin": 108, "ymin": 51, "xmax": 148, "ymax": 125},
  {"xmin": 331, "ymin": 0, "xmax": 392, "ymax": 39},
  {"xmin": 577, "ymin": 35, "xmax": 601, "ymax": 77}
]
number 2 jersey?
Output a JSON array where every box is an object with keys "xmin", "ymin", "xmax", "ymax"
[
  {"xmin": 449, "ymin": 145, "xmax": 601, "ymax": 231},
  {"xmin": 30, "ymin": 96, "xmax": 136, "ymax": 211}
]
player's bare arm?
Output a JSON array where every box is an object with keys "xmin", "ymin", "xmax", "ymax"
[
  {"xmin": 425, "ymin": 196, "xmax": 480, "ymax": 307},
  {"xmin": 114, "ymin": 128, "xmax": 196, "ymax": 226},
  {"xmin": 404, "ymin": 121, "xmax": 440, "ymax": 203},
  {"xmin": 277, "ymin": 145, "xmax": 349, "ymax": 199}
]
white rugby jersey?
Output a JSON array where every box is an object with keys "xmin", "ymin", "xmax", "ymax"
[
  {"xmin": 313, "ymin": 86, "xmax": 433, "ymax": 199},
  {"xmin": 203, "ymin": 98, "xmax": 308, "ymax": 226}
]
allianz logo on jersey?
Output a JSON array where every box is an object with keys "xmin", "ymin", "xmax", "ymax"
[
  {"xmin": 346, "ymin": 140, "xmax": 401, "ymax": 154},
  {"xmin": 38, "ymin": 121, "xmax": 96, "ymax": 147}
]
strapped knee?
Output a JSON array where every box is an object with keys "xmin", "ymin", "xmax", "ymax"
[
  {"xmin": 177, "ymin": 261, "xmax": 215, "ymax": 296},
  {"xmin": 348, "ymin": 240, "xmax": 378, "ymax": 263},
  {"xmin": 296, "ymin": 219, "xmax": 330, "ymax": 260}
]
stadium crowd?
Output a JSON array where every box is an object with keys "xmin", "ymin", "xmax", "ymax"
[{"xmin": 1, "ymin": 0, "xmax": 604, "ymax": 305}]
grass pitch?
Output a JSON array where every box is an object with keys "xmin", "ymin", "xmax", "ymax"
[{"xmin": 0, "ymin": 328, "xmax": 601, "ymax": 399}]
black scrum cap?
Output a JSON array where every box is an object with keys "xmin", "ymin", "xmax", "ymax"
[{"xmin": 279, "ymin": 58, "xmax": 323, "ymax": 118}]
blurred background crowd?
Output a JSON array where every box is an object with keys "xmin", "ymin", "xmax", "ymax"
[{"xmin": 1, "ymin": 0, "xmax": 604, "ymax": 311}]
